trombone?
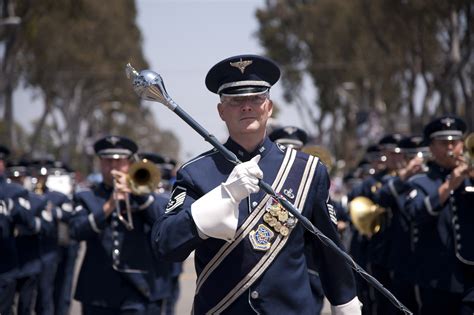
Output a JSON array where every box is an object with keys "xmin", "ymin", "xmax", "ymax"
[{"xmin": 114, "ymin": 158, "xmax": 161, "ymax": 230}]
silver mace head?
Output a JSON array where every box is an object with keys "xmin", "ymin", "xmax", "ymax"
[{"xmin": 125, "ymin": 63, "xmax": 177, "ymax": 110}]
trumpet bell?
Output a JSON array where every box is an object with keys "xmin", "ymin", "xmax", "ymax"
[
  {"xmin": 349, "ymin": 196, "xmax": 385, "ymax": 237},
  {"xmin": 127, "ymin": 160, "xmax": 161, "ymax": 195}
]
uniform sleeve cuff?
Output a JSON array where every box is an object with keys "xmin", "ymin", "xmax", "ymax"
[
  {"xmin": 331, "ymin": 296, "xmax": 362, "ymax": 315},
  {"xmin": 389, "ymin": 177, "xmax": 410, "ymax": 198},
  {"xmin": 424, "ymin": 192, "xmax": 441, "ymax": 216},
  {"xmin": 88, "ymin": 211, "xmax": 106, "ymax": 233},
  {"xmin": 138, "ymin": 195, "xmax": 155, "ymax": 210},
  {"xmin": 34, "ymin": 217, "xmax": 42, "ymax": 234}
]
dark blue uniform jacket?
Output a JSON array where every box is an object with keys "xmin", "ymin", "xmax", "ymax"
[
  {"xmin": 70, "ymin": 184, "xmax": 172, "ymax": 309},
  {"xmin": 152, "ymin": 137, "xmax": 357, "ymax": 314},
  {"xmin": 404, "ymin": 162, "xmax": 474, "ymax": 294}
]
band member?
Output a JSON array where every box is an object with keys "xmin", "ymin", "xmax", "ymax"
[
  {"xmin": 375, "ymin": 136, "xmax": 426, "ymax": 314},
  {"xmin": 139, "ymin": 152, "xmax": 181, "ymax": 315},
  {"xmin": 404, "ymin": 115, "xmax": 473, "ymax": 315},
  {"xmin": 7, "ymin": 160, "xmax": 49, "ymax": 315},
  {"xmin": 347, "ymin": 144, "xmax": 384, "ymax": 315},
  {"xmin": 0, "ymin": 146, "xmax": 46, "ymax": 315},
  {"xmin": 152, "ymin": 54, "xmax": 360, "ymax": 314},
  {"xmin": 69, "ymin": 136, "xmax": 172, "ymax": 315},
  {"xmin": 40, "ymin": 161, "xmax": 79, "ymax": 315},
  {"xmin": 29, "ymin": 158, "xmax": 61, "ymax": 315}
]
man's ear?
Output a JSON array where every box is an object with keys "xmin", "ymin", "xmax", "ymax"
[
  {"xmin": 217, "ymin": 102, "xmax": 225, "ymax": 121},
  {"xmin": 267, "ymin": 100, "xmax": 273, "ymax": 118}
]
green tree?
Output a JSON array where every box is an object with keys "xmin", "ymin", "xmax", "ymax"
[
  {"xmin": 3, "ymin": 0, "xmax": 180, "ymax": 173},
  {"xmin": 256, "ymin": 0, "xmax": 473, "ymax": 168}
]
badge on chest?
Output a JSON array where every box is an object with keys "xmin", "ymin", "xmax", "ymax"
[{"xmin": 249, "ymin": 197, "xmax": 296, "ymax": 251}]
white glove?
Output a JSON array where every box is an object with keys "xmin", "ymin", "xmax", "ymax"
[
  {"xmin": 331, "ymin": 296, "xmax": 362, "ymax": 315},
  {"xmin": 191, "ymin": 155, "xmax": 263, "ymax": 241},
  {"xmin": 222, "ymin": 155, "xmax": 263, "ymax": 203}
]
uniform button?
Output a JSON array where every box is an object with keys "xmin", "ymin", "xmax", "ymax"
[
  {"xmin": 250, "ymin": 291, "xmax": 259, "ymax": 299},
  {"xmin": 114, "ymin": 240, "xmax": 119, "ymax": 246},
  {"xmin": 456, "ymin": 234, "xmax": 461, "ymax": 240},
  {"xmin": 457, "ymin": 244, "xmax": 462, "ymax": 250},
  {"xmin": 113, "ymin": 231, "xmax": 119, "ymax": 237},
  {"xmin": 112, "ymin": 211, "xmax": 117, "ymax": 218},
  {"xmin": 112, "ymin": 220, "xmax": 119, "ymax": 228},
  {"xmin": 455, "ymin": 224, "xmax": 460, "ymax": 230},
  {"xmin": 113, "ymin": 249, "xmax": 120, "ymax": 258},
  {"xmin": 252, "ymin": 201, "xmax": 258, "ymax": 208}
]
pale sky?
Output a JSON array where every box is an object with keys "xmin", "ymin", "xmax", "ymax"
[{"xmin": 14, "ymin": 0, "xmax": 307, "ymax": 162}]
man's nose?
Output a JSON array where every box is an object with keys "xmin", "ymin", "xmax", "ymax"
[{"xmin": 240, "ymin": 102, "xmax": 253, "ymax": 111}]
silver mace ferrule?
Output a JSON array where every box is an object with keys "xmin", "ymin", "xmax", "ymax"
[{"xmin": 125, "ymin": 63, "xmax": 178, "ymax": 111}]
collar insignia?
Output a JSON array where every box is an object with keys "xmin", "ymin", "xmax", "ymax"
[
  {"xmin": 441, "ymin": 117, "xmax": 455, "ymax": 127},
  {"xmin": 230, "ymin": 59, "xmax": 253, "ymax": 74},
  {"xmin": 106, "ymin": 136, "xmax": 120, "ymax": 146}
]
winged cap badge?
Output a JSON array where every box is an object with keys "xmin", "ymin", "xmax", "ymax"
[
  {"xmin": 440, "ymin": 117, "xmax": 455, "ymax": 127},
  {"xmin": 230, "ymin": 58, "xmax": 253, "ymax": 74},
  {"xmin": 283, "ymin": 126, "xmax": 297, "ymax": 135},
  {"xmin": 106, "ymin": 136, "xmax": 120, "ymax": 146}
]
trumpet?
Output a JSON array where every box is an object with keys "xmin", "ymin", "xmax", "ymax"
[
  {"xmin": 446, "ymin": 133, "xmax": 474, "ymax": 167},
  {"xmin": 349, "ymin": 196, "xmax": 385, "ymax": 237},
  {"xmin": 114, "ymin": 159, "xmax": 161, "ymax": 230}
]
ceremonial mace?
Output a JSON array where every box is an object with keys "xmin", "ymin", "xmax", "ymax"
[{"xmin": 125, "ymin": 64, "xmax": 412, "ymax": 315}]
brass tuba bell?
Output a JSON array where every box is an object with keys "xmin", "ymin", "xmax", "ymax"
[
  {"xmin": 301, "ymin": 145, "xmax": 334, "ymax": 170},
  {"xmin": 349, "ymin": 196, "xmax": 385, "ymax": 237}
]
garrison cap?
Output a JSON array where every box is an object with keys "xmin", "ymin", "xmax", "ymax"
[
  {"xmin": 6, "ymin": 159, "xmax": 29, "ymax": 178},
  {"xmin": 205, "ymin": 54, "xmax": 280, "ymax": 96},
  {"xmin": 355, "ymin": 158, "xmax": 376, "ymax": 177},
  {"xmin": 29, "ymin": 158, "xmax": 55, "ymax": 176},
  {"xmin": 423, "ymin": 115, "xmax": 466, "ymax": 142},
  {"xmin": 399, "ymin": 135, "xmax": 428, "ymax": 150},
  {"xmin": 365, "ymin": 144, "xmax": 381, "ymax": 162},
  {"xmin": 0, "ymin": 145, "xmax": 10, "ymax": 160},
  {"xmin": 378, "ymin": 133, "xmax": 404, "ymax": 152},
  {"xmin": 93, "ymin": 135, "xmax": 138, "ymax": 159},
  {"xmin": 48, "ymin": 160, "xmax": 74, "ymax": 175},
  {"xmin": 268, "ymin": 126, "xmax": 308, "ymax": 150},
  {"xmin": 399, "ymin": 135, "xmax": 430, "ymax": 158},
  {"xmin": 139, "ymin": 152, "xmax": 167, "ymax": 165}
]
